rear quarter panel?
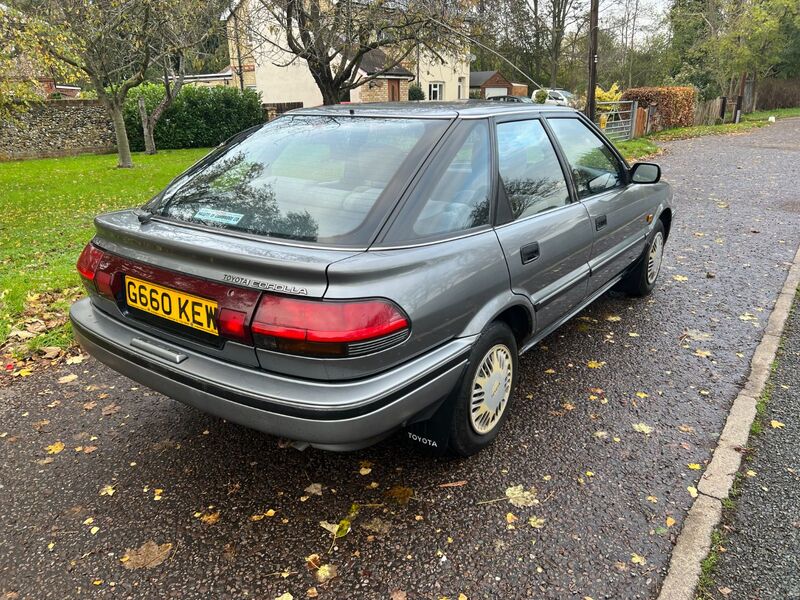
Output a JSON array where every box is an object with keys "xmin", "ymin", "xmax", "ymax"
[{"xmin": 316, "ymin": 230, "xmax": 521, "ymax": 379}]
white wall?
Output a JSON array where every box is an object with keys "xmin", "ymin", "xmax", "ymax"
[{"xmin": 416, "ymin": 50, "xmax": 470, "ymax": 101}]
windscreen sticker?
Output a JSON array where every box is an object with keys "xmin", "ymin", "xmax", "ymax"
[{"xmin": 194, "ymin": 207, "xmax": 244, "ymax": 226}]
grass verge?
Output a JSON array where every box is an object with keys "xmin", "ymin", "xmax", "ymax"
[{"xmin": 0, "ymin": 148, "xmax": 210, "ymax": 354}]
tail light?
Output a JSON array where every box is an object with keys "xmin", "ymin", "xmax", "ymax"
[
  {"xmin": 77, "ymin": 243, "xmax": 104, "ymax": 282},
  {"xmin": 76, "ymin": 242, "xmax": 114, "ymax": 298},
  {"xmin": 251, "ymin": 295, "xmax": 409, "ymax": 357}
]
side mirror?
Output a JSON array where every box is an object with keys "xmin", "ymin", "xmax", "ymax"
[{"xmin": 630, "ymin": 162, "xmax": 661, "ymax": 184}]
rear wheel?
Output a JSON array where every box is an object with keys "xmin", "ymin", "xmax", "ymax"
[
  {"xmin": 449, "ymin": 321, "xmax": 518, "ymax": 456},
  {"xmin": 619, "ymin": 220, "xmax": 665, "ymax": 297}
]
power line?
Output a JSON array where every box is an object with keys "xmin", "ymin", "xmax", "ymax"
[{"xmin": 425, "ymin": 15, "xmax": 545, "ymax": 90}]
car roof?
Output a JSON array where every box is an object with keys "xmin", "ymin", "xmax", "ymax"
[{"xmin": 286, "ymin": 101, "xmax": 578, "ymax": 119}]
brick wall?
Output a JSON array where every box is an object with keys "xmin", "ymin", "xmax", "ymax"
[
  {"xmin": 0, "ymin": 100, "xmax": 115, "ymax": 161},
  {"xmin": 357, "ymin": 79, "xmax": 410, "ymax": 103}
]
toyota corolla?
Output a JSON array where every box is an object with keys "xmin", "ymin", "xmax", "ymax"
[{"xmin": 71, "ymin": 102, "xmax": 673, "ymax": 455}]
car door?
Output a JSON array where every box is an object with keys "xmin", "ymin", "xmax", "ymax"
[
  {"xmin": 547, "ymin": 115, "xmax": 652, "ymax": 295},
  {"xmin": 492, "ymin": 116, "xmax": 594, "ymax": 337}
]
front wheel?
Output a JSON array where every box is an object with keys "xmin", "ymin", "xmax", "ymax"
[
  {"xmin": 619, "ymin": 220, "xmax": 665, "ymax": 297},
  {"xmin": 448, "ymin": 321, "xmax": 519, "ymax": 456}
]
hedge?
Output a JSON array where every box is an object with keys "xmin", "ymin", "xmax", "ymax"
[
  {"xmin": 124, "ymin": 83, "xmax": 264, "ymax": 151},
  {"xmin": 621, "ymin": 86, "xmax": 696, "ymax": 128}
]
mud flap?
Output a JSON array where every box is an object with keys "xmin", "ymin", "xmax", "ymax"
[{"xmin": 403, "ymin": 391, "xmax": 459, "ymax": 455}]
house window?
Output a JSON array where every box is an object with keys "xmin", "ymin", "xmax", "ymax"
[
  {"xmin": 457, "ymin": 77, "xmax": 465, "ymax": 99},
  {"xmin": 428, "ymin": 82, "xmax": 444, "ymax": 101}
]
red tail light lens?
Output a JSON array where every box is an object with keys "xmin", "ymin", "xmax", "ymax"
[
  {"xmin": 218, "ymin": 308, "xmax": 252, "ymax": 344},
  {"xmin": 77, "ymin": 243, "xmax": 104, "ymax": 282},
  {"xmin": 252, "ymin": 295, "xmax": 409, "ymax": 357}
]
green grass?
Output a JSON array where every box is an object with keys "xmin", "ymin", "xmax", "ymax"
[
  {"xmin": 0, "ymin": 148, "xmax": 210, "ymax": 348},
  {"xmin": 614, "ymin": 138, "xmax": 661, "ymax": 161},
  {"xmin": 742, "ymin": 107, "xmax": 800, "ymax": 122}
]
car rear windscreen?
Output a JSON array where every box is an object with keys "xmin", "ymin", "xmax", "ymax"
[{"xmin": 148, "ymin": 115, "xmax": 449, "ymax": 246}]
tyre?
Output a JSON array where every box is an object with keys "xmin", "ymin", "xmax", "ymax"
[
  {"xmin": 619, "ymin": 220, "xmax": 665, "ymax": 297},
  {"xmin": 448, "ymin": 321, "xmax": 519, "ymax": 456}
]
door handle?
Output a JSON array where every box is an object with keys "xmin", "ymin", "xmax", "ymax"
[
  {"xmin": 520, "ymin": 242, "xmax": 540, "ymax": 264},
  {"xmin": 595, "ymin": 215, "xmax": 608, "ymax": 231}
]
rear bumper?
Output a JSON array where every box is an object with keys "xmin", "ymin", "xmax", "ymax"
[{"xmin": 70, "ymin": 298, "xmax": 471, "ymax": 450}]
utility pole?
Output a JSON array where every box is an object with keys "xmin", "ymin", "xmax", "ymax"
[{"xmin": 586, "ymin": 0, "xmax": 599, "ymax": 121}]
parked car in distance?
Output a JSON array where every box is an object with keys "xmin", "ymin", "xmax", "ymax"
[
  {"xmin": 71, "ymin": 102, "xmax": 673, "ymax": 456},
  {"xmin": 536, "ymin": 88, "xmax": 576, "ymax": 106},
  {"xmin": 488, "ymin": 95, "xmax": 535, "ymax": 103}
]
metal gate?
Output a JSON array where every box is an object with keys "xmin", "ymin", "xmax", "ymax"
[{"xmin": 595, "ymin": 100, "xmax": 638, "ymax": 141}]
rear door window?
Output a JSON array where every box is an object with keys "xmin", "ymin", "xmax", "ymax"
[
  {"xmin": 496, "ymin": 119, "xmax": 571, "ymax": 219},
  {"xmin": 384, "ymin": 120, "xmax": 492, "ymax": 242},
  {"xmin": 148, "ymin": 115, "xmax": 448, "ymax": 246}
]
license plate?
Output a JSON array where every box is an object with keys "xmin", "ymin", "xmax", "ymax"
[{"xmin": 125, "ymin": 276, "xmax": 218, "ymax": 336}]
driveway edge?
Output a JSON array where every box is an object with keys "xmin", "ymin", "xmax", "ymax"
[{"xmin": 656, "ymin": 244, "xmax": 800, "ymax": 600}]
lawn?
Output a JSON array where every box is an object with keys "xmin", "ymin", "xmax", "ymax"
[
  {"xmin": 614, "ymin": 106, "xmax": 800, "ymax": 160},
  {"xmin": 0, "ymin": 148, "xmax": 210, "ymax": 355}
]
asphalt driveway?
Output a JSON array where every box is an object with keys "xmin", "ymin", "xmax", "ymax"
[{"xmin": 2, "ymin": 119, "xmax": 799, "ymax": 600}]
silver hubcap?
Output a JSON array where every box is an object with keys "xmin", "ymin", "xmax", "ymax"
[
  {"xmin": 469, "ymin": 344, "xmax": 513, "ymax": 435},
  {"xmin": 647, "ymin": 232, "xmax": 664, "ymax": 285}
]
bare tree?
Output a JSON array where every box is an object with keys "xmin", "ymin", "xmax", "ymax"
[
  {"xmin": 239, "ymin": 0, "xmax": 473, "ymax": 105},
  {"xmin": 543, "ymin": 0, "xmax": 585, "ymax": 86},
  {"xmin": 138, "ymin": 2, "xmax": 225, "ymax": 154}
]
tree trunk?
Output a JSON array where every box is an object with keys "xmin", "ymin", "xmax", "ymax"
[
  {"xmin": 138, "ymin": 96, "xmax": 157, "ymax": 155},
  {"xmin": 110, "ymin": 102, "xmax": 134, "ymax": 168}
]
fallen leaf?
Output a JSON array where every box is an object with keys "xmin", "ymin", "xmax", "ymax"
[
  {"xmin": 694, "ymin": 349, "xmax": 712, "ymax": 358},
  {"xmin": 505, "ymin": 512, "xmax": 518, "ymax": 524},
  {"xmin": 45, "ymin": 441, "xmax": 65, "ymax": 455},
  {"xmin": 360, "ymin": 516, "xmax": 392, "ymax": 535},
  {"xmin": 672, "ymin": 275, "xmax": 688, "ymax": 282},
  {"xmin": 101, "ymin": 403, "xmax": 121, "ymax": 416},
  {"xmin": 666, "ymin": 516, "xmax": 676, "ymax": 528},
  {"xmin": 66, "ymin": 354, "xmax": 87, "ymax": 365},
  {"xmin": 631, "ymin": 553, "xmax": 646, "ymax": 565},
  {"xmin": 385, "ymin": 485, "xmax": 414, "ymax": 505},
  {"xmin": 678, "ymin": 424, "xmax": 695, "ymax": 433},
  {"xmin": 632, "ymin": 422, "xmax": 654, "ymax": 435},
  {"xmin": 199, "ymin": 511, "xmax": 220, "ymax": 525},
  {"xmin": 90, "ymin": 526, "xmax": 100, "ymax": 535},
  {"xmin": 99, "ymin": 484, "xmax": 116, "ymax": 497},
  {"xmin": 315, "ymin": 564, "xmax": 337, "ymax": 584},
  {"xmin": 121, "ymin": 540, "xmax": 173, "ymax": 570},
  {"xmin": 505, "ymin": 485, "xmax": 538, "ymax": 507},
  {"xmin": 745, "ymin": 469, "xmax": 757, "ymax": 477},
  {"xmin": 275, "ymin": 594, "xmax": 293, "ymax": 600},
  {"xmin": 687, "ymin": 463, "xmax": 702, "ymax": 470},
  {"xmin": 58, "ymin": 374, "xmax": 78, "ymax": 384},
  {"xmin": 646, "ymin": 495, "xmax": 658, "ymax": 503},
  {"xmin": 593, "ymin": 431, "xmax": 609, "ymax": 439},
  {"xmin": 718, "ymin": 587, "xmax": 732, "ymax": 596},
  {"xmin": 304, "ymin": 483, "xmax": 323, "ymax": 496},
  {"xmin": 635, "ymin": 392, "xmax": 649, "ymax": 399},
  {"xmin": 605, "ymin": 315, "xmax": 621, "ymax": 322},
  {"xmin": 688, "ymin": 486, "xmax": 698, "ymax": 498},
  {"xmin": 587, "ymin": 360, "xmax": 606, "ymax": 369},
  {"xmin": 390, "ymin": 592, "xmax": 408, "ymax": 600},
  {"xmin": 528, "ymin": 516, "xmax": 545, "ymax": 529},
  {"xmin": 770, "ymin": 420, "xmax": 785, "ymax": 429},
  {"xmin": 306, "ymin": 588, "xmax": 319, "ymax": 598},
  {"xmin": 83, "ymin": 401, "xmax": 97, "ymax": 411}
]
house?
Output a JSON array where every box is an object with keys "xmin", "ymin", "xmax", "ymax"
[
  {"xmin": 222, "ymin": 1, "xmax": 469, "ymax": 106},
  {"xmin": 469, "ymin": 71, "xmax": 513, "ymax": 99}
]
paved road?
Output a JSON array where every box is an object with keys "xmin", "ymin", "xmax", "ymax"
[
  {"xmin": 706, "ymin": 291, "xmax": 800, "ymax": 600},
  {"xmin": 2, "ymin": 121, "xmax": 800, "ymax": 600}
]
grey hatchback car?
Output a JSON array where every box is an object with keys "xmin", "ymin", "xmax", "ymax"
[{"xmin": 71, "ymin": 102, "xmax": 673, "ymax": 456}]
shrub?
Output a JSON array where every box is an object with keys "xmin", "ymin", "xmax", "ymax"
[
  {"xmin": 595, "ymin": 82, "xmax": 622, "ymax": 112},
  {"xmin": 408, "ymin": 83, "xmax": 425, "ymax": 101},
  {"xmin": 123, "ymin": 83, "xmax": 264, "ymax": 151},
  {"xmin": 621, "ymin": 86, "xmax": 696, "ymax": 128},
  {"xmin": 533, "ymin": 89, "xmax": 548, "ymax": 103}
]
